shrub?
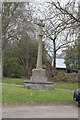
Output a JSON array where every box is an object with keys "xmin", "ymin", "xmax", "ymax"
[
  {"xmin": 47, "ymin": 69, "xmax": 78, "ymax": 83},
  {"xmin": 3, "ymin": 57, "xmax": 25, "ymax": 78}
]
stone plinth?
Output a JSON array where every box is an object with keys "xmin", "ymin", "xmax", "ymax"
[
  {"xmin": 23, "ymin": 81, "xmax": 54, "ymax": 90},
  {"xmin": 23, "ymin": 68, "xmax": 54, "ymax": 90},
  {"xmin": 30, "ymin": 69, "xmax": 47, "ymax": 83}
]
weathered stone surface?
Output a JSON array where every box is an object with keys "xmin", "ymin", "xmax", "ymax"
[
  {"xmin": 30, "ymin": 76, "xmax": 47, "ymax": 83},
  {"xmin": 36, "ymin": 20, "xmax": 44, "ymax": 69},
  {"xmin": 30, "ymin": 69, "xmax": 47, "ymax": 83},
  {"xmin": 32, "ymin": 69, "xmax": 46, "ymax": 76},
  {"xmin": 23, "ymin": 81, "xmax": 54, "ymax": 90}
]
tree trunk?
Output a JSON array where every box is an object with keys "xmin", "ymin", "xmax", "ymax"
[
  {"xmin": 53, "ymin": 32, "xmax": 56, "ymax": 68},
  {"xmin": 53, "ymin": 39, "xmax": 56, "ymax": 68}
]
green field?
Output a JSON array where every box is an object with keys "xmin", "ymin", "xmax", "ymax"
[
  {"xmin": 54, "ymin": 82, "xmax": 78, "ymax": 90},
  {"xmin": 2, "ymin": 84, "xmax": 74, "ymax": 105},
  {"xmin": 2, "ymin": 77, "xmax": 24, "ymax": 85},
  {"xmin": 2, "ymin": 77, "xmax": 78, "ymax": 90}
]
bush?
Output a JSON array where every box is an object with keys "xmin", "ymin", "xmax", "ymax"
[
  {"xmin": 47, "ymin": 69, "xmax": 78, "ymax": 83},
  {"xmin": 3, "ymin": 57, "xmax": 25, "ymax": 78}
]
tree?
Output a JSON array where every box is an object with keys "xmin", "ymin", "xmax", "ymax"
[
  {"xmin": 15, "ymin": 39, "xmax": 38, "ymax": 78},
  {"xmin": 2, "ymin": 2, "xmax": 35, "ymax": 52},
  {"xmin": 44, "ymin": 0, "xmax": 79, "ymax": 68},
  {"xmin": 3, "ymin": 1, "xmax": 79, "ymax": 77},
  {"xmin": 31, "ymin": 0, "xmax": 79, "ymax": 68},
  {"xmin": 65, "ymin": 42, "xmax": 78, "ymax": 70},
  {"xmin": 2, "ymin": 2, "xmax": 38, "ymax": 78}
]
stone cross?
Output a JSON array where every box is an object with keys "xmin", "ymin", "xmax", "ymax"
[
  {"xmin": 24, "ymin": 20, "xmax": 54, "ymax": 89},
  {"xmin": 36, "ymin": 19, "xmax": 45, "ymax": 69}
]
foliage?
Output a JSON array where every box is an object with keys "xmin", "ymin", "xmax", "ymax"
[
  {"xmin": 47, "ymin": 68, "xmax": 78, "ymax": 83},
  {"xmin": 2, "ymin": 2, "xmax": 37, "ymax": 78},
  {"xmin": 65, "ymin": 42, "xmax": 78, "ymax": 70},
  {"xmin": 42, "ymin": 41, "xmax": 50, "ymax": 66},
  {"xmin": 3, "ymin": 57, "xmax": 25, "ymax": 78},
  {"xmin": 41, "ymin": 0, "xmax": 79, "ymax": 68},
  {"xmin": 2, "ymin": 2, "xmax": 49, "ymax": 78},
  {"xmin": 2, "ymin": 2, "xmax": 35, "ymax": 52},
  {"xmin": 2, "ymin": 84, "xmax": 73, "ymax": 105},
  {"xmin": 3, "ymin": 39, "xmax": 48, "ymax": 78},
  {"xmin": 14, "ymin": 40, "xmax": 38, "ymax": 78}
]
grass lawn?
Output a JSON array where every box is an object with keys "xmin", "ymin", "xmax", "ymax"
[
  {"xmin": 2, "ymin": 84, "xmax": 74, "ymax": 105},
  {"xmin": 2, "ymin": 77, "xmax": 24, "ymax": 85},
  {"xmin": 2, "ymin": 77, "xmax": 78, "ymax": 90},
  {"xmin": 54, "ymin": 82, "xmax": 78, "ymax": 90}
]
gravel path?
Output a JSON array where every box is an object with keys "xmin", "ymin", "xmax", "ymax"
[
  {"xmin": 55, "ymin": 88, "xmax": 74, "ymax": 92},
  {"xmin": 2, "ymin": 105, "xmax": 78, "ymax": 118}
]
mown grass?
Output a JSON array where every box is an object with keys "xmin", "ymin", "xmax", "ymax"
[
  {"xmin": 2, "ymin": 84, "xmax": 74, "ymax": 105},
  {"xmin": 2, "ymin": 77, "xmax": 24, "ymax": 85},
  {"xmin": 0, "ymin": 84, "xmax": 2, "ymax": 103},
  {"xmin": 54, "ymin": 82, "xmax": 78, "ymax": 90},
  {"xmin": 2, "ymin": 77, "xmax": 78, "ymax": 90},
  {"xmin": 0, "ymin": 78, "xmax": 2, "ymax": 82}
]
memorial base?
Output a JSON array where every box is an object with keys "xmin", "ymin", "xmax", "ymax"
[
  {"xmin": 23, "ymin": 81, "xmax": 54, "ymax": 90},
  {"xmin": 23, "ymin": 68, "xmax": 54, "ymax": 90}
]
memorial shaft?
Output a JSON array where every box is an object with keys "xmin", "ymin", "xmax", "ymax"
[{"xmin": 36, "ymin": 20, "xmax": 44, "ymax": 69}]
